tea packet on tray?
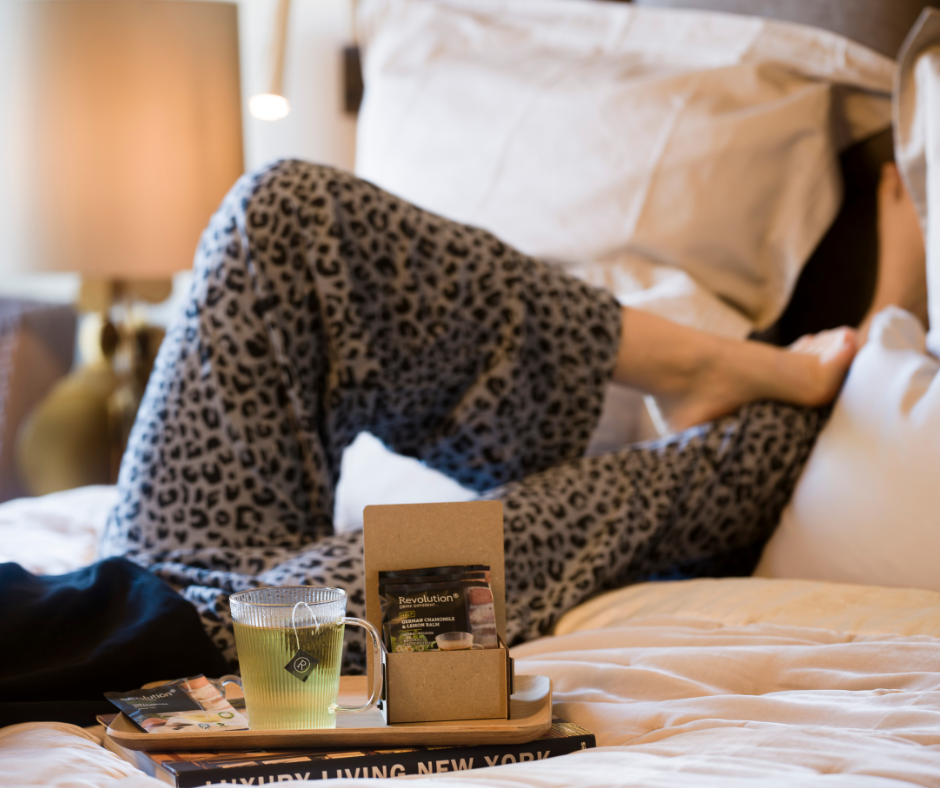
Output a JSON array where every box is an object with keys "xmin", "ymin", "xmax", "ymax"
[
  {"xmin": 379, "ymin": 565, "xmax": 498, "ymax": 653},
  {"xmin": 105, "ymin": 675, "xmax": 248, "ymax": 733}
]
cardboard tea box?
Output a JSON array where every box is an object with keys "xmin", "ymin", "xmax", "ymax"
[{"xmin": 364, "ymin": 501, "xmax": 514, "ymax": 725}]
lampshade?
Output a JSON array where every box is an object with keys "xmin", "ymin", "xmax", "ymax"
[{"xmin": 0, "ymin": 0, "xmax": 244, "ymax": 278}]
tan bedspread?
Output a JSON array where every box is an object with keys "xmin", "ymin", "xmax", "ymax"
[{"xmin": 3, "ymin": 578, "xmax": 940, "ymax": 787}]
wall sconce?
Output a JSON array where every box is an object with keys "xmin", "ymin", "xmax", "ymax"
[{"xmin": 250, "ymin": 0, "xmax": 292, "ymax": 120}]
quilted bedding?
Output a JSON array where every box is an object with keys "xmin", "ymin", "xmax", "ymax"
[{"xmin": 3, "ymin": 577, "xmax": 940, "ymax": 787}]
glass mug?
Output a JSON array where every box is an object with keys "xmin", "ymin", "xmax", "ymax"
[{"xmin": 228, "ymin": 587, "xmax": 384, "ymax": 730}]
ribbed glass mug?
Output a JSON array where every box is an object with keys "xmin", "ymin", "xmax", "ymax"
[{"xmin": 229, "ymin": 587, "xmax": 383, "ymax": 730}]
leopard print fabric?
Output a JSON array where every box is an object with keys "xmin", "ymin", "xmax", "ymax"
[{"xmin": 101, "ymin": 160, "xmax": 827, "ymax": 671}]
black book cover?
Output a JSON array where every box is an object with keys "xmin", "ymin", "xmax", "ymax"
[{"xmin": 150, "ymin": 719, "xmax": 594, "ymax": 786}]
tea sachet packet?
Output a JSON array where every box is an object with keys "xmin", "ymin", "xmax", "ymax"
[
  {"xmin": 379, "ymin": 565, "xmax": 497, "ymax": 652},
  {"xmin": 105, "ymin": 674, "xmax": 248, "ymax": 733}
]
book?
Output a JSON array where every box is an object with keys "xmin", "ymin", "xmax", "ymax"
[{"xmin": 99, "ymin": 716, "xmax": 595, "ymax": 786}]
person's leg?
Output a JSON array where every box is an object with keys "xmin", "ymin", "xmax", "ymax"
[
  {"xmin": 187, "ymin": 397, "xmax": 827, "ymax": 664},
  {"xmin": 489, "ymin": 400, "xmax": 828, "ymax": 642},
  {"xmin": 167, "ymin": 398, "xmax": 827, "ymax": 667},
  {"xmin": 101, "ymin": 159, "xmax": 857, "ymax": 666},
  {"xmin": 101, "ymin": 159, "xmax": 622, "ymax": 664},
  {"xmin": 102, "ymin": 159, "xmax": 623, "ymax": 563}
]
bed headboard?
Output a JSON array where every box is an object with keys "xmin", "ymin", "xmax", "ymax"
[{"xmin": 633, "ymin": 0, "xmax": 939, "ymax": 59}]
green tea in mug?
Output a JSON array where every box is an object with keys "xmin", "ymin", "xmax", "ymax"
[
  {"xmin": 229, "ymin": 587, "xmax": 383, "ymax": 731},
  {"xmin": 233, "ymin": 619, "xmax": 345, "ymax": 730}
]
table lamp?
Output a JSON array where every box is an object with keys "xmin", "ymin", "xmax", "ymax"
[{"xmin": 0, "ymin": 0, "xmax": 245, "ymax": 493}]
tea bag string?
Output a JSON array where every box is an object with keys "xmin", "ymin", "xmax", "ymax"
[{"xmin": 291, "ymin": 601, "xmax": 321, "ymax": 652}]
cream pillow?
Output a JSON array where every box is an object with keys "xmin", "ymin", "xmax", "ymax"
[
  {"xmin": 757, "ymin": 11, "xmax": 940, "ymax": 590},
  {"xmin": 755, "ymin": 307, "xmax": 940, "ymax": 590},
  {"xmin": 356, "ymin": 0, "xmax": 893, "ymax": 335}
]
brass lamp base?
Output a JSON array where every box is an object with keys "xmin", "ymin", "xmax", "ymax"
[
  {"xmin": 16, "ymin": 279, "xmax": 168, "ymax": 495},
  {"xmin": 17, "ymin": 361, "xmax": 118, "ymax": 494}
]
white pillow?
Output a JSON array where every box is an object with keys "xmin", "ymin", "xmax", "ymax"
[
  {"xmin": 356, "ymin": 0, "xmax": 893, "ymax": 335},
  {"xmin": 334, "ymin": 432, "xmax": 475, "ymax": 533},
  {"xmin": 756, "ymin": 10, "xmax": 940, "ymax": 592},
  {"xmin": 755, "ymin": 307, "xmax": 940, "ymax": 590}
]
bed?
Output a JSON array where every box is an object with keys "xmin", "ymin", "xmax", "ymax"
[
  {"xmin": 4, "ymin": 549, "xmax": 940, "ymax": 786},
  {"xmin": 4, "ymin": 0, "xmax": 940, "ymax": 785}
]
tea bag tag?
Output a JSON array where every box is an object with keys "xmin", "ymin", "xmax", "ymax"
[{"xmin": 284, "ymin": 649, "xmax": 319, "ymax": 682}]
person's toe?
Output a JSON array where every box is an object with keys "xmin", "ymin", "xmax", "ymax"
[{"xmin": 818, "ymin": 327, "xmax": 857, "ymax": 364}]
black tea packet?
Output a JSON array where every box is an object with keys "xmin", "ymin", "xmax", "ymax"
[{"xmin": 379, "ymin": 565, "xmax": 498, "ymax": 652}]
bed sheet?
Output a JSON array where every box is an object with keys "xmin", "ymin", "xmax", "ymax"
[
  {"xmin": 3, "ymin": 577, "xmax": 940, "ymax": 787},
  {"xmin": 0, "ymin": 485, "xmax": 116, "ymax": 575}
]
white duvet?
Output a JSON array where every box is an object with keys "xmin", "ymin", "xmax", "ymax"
[{"xmin": 3, "ymin": 578, "xmax": 940, "ymax": 787}]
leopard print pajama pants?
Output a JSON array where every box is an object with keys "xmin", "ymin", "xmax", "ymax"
[{"xmin": 101, "ymin": 160, "xmax": 827, "ymax": 671}]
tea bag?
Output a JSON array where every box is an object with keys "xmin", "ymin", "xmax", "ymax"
[{"xmin": 284, "ymin": 601, "xmax": 321, "ymax": 682}]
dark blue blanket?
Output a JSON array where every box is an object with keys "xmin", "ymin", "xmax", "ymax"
[{"xmin": 0, "ymin": 557, "xmax": 229, "ymax": 726}]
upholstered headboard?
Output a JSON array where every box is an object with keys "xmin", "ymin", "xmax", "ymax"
[
  {"xmin": 634, "ymin": 0, "xmax": 937, "ymax": 59},
  {"xmin": 633, "ymin": 0, "xmax": 939, "ymax": 343}
]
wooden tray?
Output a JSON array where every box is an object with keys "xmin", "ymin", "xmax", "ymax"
[{"xmin": 106, "ymin": 674, "xmax": 552, "ymax": 751}]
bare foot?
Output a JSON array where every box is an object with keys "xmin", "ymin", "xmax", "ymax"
[
  {"xmin": 658, "ymin": 164, "xmax": 925, "ymax": 431},
  {"xmin": 651, "ymin": 327, "xmax": 857, "ymax": 432},
  {"xmin": 785, "ymin": 327, "xmax": 859, "ymax": 405},
  {"xmin": 859, "ymin": 162, "xmax": 928, "ymax": 342},
  {"xmin": 613, "ymin": 307, "xmax": 858, "ymax": 434}
]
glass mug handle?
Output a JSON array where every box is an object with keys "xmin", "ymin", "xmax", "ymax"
[
  {"xmin": 331, "ymin": 616, "xmax": 385, "ymax": 714},
  {"xmin": 215, "ymin": 674, "xmax": 244, "ymax": 695}
]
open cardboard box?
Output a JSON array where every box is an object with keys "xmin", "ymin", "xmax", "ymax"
[{"xmin": 364, "ymin": 501, "xmax": 514, "ymax": 725}]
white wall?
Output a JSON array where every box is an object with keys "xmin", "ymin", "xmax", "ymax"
[
  {"xmin": 241, "ymin": 0, "xmax": 358, "ymax": 172},
  {"xmin": 0, "ymin": 0, "xmax": 358, "ymax": 303}
]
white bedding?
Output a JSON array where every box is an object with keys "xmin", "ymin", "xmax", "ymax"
[
  {"xmin": 0, "ymin": 485, "xmax": 116, "ymax": 575},
  {"xmin": 3, "ymin": 578, "xmax": 940, "ymax": 787},
  {"xmin": 1, "ymin": 488, "xmax": 938, "ymax": 786}
]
